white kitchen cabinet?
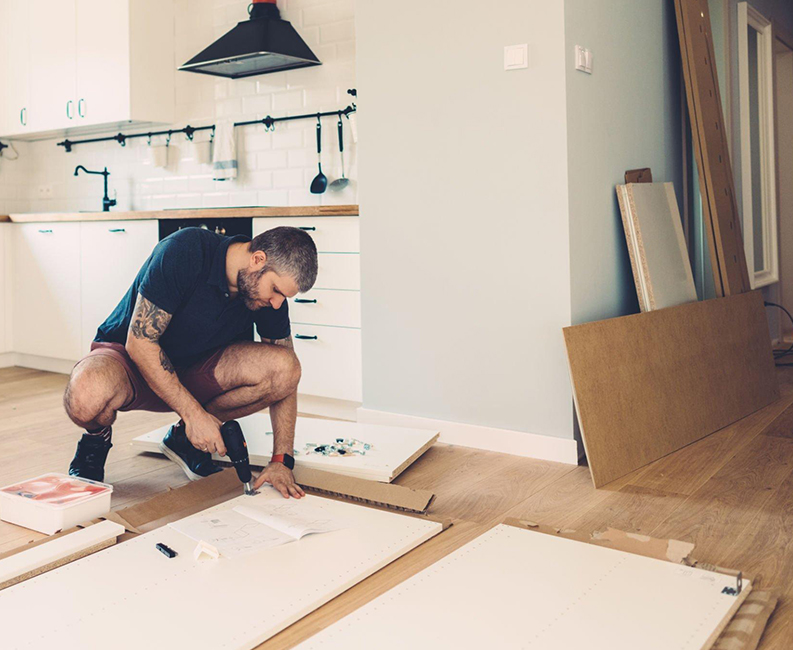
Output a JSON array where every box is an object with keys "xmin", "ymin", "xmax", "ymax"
[
  {"xmin": 28, "ymin": 0, "xmax": 77, "ymax": 134},
  {"xmin": 0, "ymin": 0, "xmax": 32, "ymax": 137},
  {"xmin": 80, "ymin": 220, "xmax": 158, "ymax": 356},
  {"xmin": 0, "ymin": 226, "xmax": 8, "ymax": 354},
  {"xmin": 0, "ymin": 0, "xmax": 174, "ymax": 139},
  {"xmin": 292, "ymin": 325, "xmax": 363, "ymax": 402},
  {"xmin": 13, "ymin": 223, "xmax": 82, "ymax": 361},
  {"xmin": 253, "ymin": 216, "xmax": 363, "ymax": 407}
]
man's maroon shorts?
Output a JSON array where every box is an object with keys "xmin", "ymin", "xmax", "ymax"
[{"xmin": 73, "ymin": 342, "xmax": 227, "ymax": 412}]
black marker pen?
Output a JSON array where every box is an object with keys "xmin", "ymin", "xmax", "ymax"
[{"xmin": 156, "ymin": 542, "xmax": 177, "ymax": 558}]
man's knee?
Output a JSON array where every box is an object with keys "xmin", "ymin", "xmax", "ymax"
[
  {"xmin": 64, "ymin": 360, "xmax": 124, "ymax": 427},
  {"xmin": 260, "ymin": 348, "xmax": 301, "ymax": 399}
]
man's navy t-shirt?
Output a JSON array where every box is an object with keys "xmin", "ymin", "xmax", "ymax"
[{"xmin": 95, "ymin": 228, "xmax": 290, "ymax": 367}]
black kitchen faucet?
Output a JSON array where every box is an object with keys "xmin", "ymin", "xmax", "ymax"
[{"xmin": 74, "ymin": 165, "xmax": 117, "ymax": 212}]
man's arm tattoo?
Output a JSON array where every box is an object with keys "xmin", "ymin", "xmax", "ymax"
[
  {"xmin": 159, "ymin": 349, "xmax": 176, "ymax": 374},
  {"xmin": 130, "ymin": 295, "xmax": 172, "ymax": 342}
]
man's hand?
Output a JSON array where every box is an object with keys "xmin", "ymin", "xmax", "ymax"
[
  {"xmin": 183, "ymin": 410, "xmax": 227, "ymax": 455},
  {"xmin": 253, "ymin": 462, "xmax": 305, "ymax": 499}
]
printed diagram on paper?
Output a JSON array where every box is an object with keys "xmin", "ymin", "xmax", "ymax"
[{"xmin": 169, "ymin": 493, "xmax": 345, "ymax": 558}]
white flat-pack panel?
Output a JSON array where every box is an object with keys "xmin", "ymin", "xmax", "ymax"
[
  {"xmin": 300, "ymin": 524, "xmax": 748, "ymax": 650},
  {"xmin": 133, "ymin": 413, "xmax": 438, "ymax": 482},
  {"xmin": 617, "ymin": 183, "xmax": 698, "ymax": 311},
  {"xmin": 0, "ymin": 489, "xmax": 441, "ymax": 650}
]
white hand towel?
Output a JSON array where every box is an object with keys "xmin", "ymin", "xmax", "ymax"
[{"xmin": 212, "ymin": 119, "xmax": 238, "ymax": 181}]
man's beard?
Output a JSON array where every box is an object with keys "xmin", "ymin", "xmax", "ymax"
[{"xmin": 237, "ymin": 268, "xmax": 266, "ymax": 310}]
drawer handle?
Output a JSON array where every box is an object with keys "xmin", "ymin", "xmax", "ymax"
[
  {"xmin": 294, "ymin": 298, "xmax": 317, "ymax": 304},
  {"xmin": 295, "ymin": 334, "xmax": 318, "ymax": 340},
  {"xmin": 108, "ymin": 228, "xmax": 126, "ymax": 233},
  {"xmin": 298, "ymin": 226, "xmax": 316, "ymax": 231},
  {"xmin": 38, "ymin": 229, "xmax": 53, "ymax": 234}
]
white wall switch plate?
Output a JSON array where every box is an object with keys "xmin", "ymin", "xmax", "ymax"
[
  {"xmin": 504, "ymin": 44, "xmax": 528, "ymax": 70},
  {"xmin": 575, "ymin": 45, "xmax": 593, "ymax": 74}
]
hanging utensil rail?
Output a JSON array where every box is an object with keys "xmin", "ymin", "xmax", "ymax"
[{"xmin": 56, "ymin": 89, "xmax": 357, "ymax": 153}]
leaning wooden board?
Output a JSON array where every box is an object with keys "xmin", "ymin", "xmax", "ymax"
[
  {"xmin": 564, "ymin": 291, "xmax": 778, "ymax": 487},
  {"xmin": 675, "ymin": 0, "xmax": 751, "ymax": 296}
]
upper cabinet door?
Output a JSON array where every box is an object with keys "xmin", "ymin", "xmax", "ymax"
[
  {"xmin": 0, "ymin": 0, "xmax": 31, "ymax": 137},
  {"xmin": 28, "ymin": 0, "xmax": 77, "ymax": 133},
  {"xmin": 75, "ymin": 0, "xmax": 131, "ymax": 126}
]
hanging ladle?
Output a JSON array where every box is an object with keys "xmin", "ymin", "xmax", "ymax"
[
  {"xmin": 329, "ymin": 114, "xmax": 349, "ymax": 192},
  {"xmin": 310, "ymin": 116, "xmax": 327, "ymax": 194}
]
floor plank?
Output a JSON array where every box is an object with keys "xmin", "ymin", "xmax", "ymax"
[{"xmin": 3, "ymin": 366, "xmax": 793, "ymax": 649}]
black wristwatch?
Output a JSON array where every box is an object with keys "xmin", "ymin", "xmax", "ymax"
[{"xmin": 270, "ymin": 453, "xmax": 295, "ymax": 470}]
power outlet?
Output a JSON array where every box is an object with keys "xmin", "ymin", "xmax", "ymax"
[{"xmin": 37, "ymin": 184, "xmax": 53, "ymax": 198}]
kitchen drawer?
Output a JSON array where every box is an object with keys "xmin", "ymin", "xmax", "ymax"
[
  {"xmin": 80, "ymin": 220, "xmax": 158, "ymax": 355},
  {"xmin": 315, "ymin": 254, "xmax": 360, "ymax": 290},
  {"xmin": 253, "ymin": 217, "xmax": 359, "ymax": 252},
  {"xmin": 291, "ymin": 289, "xmax": 361, "ymax": 328},
  {"xmin": 293, "ymin": 324, "xmax": 362, "ymax": 402}
]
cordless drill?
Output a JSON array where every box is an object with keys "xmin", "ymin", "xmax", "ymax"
[{"xmin": 220, "ymin": 420, "xmax": 255, "ymax": 495}]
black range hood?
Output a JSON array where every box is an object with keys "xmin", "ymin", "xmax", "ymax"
[{"xmin": 179, "ymin": 0, "xmax": 321, "ymax": 79}]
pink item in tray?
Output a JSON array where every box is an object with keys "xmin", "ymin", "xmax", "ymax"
[{"xmin": 1, "ymin": 475, "xmax": 108, "ymax": 505}]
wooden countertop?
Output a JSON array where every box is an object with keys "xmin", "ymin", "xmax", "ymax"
[{"xmin": 0, "ymin": 205, "xmax": 358, "ymax": 223}]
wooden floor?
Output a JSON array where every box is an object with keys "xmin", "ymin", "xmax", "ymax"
[{"xmin": 2, "ymin": 365, "xmax": 793, "ymax": 648}]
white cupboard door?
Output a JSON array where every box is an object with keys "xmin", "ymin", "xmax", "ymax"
[
  {"xmin": 0, "ymin": 226, "xmax": 7, "ymax": 354},
  {"xmin": 0, "ymin": 0, "xmax": 31, "ymax": 137},
  {"xmin": 293, "ymin": 325, "xmax": 362, "ymax": 402},
  {"xmin": 75, "ymin": 0, "xmax": 131, "ymax": 126},
  {"xmin": 80, "ymin": 220, "xmax": 158, "ymax": 356},
  {"xmin": 13, "ymin": 223, "xmax": 82, "ymax": 360},
  {"xmin": 28, "ymin": 0, "xmax": 77, "ymax": 133}
]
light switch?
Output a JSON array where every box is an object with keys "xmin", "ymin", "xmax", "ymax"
[
  {"xmin": 575, "ymin": 45, "xmax": 593, "ymax": 74},
  {"xmin": 504, "ymin": 44, "xmax": 528, "ymax": 70}
]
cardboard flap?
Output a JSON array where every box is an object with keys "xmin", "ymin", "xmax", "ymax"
[
  {"xmin": 293, "ymin": 466, "xmax": 435, "ymax": 514},
  {"xmin": 504, "ymin": 518, "xmax": 695, "ymax": 564}
]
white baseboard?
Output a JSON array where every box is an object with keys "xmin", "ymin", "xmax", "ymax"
[
  {"xmin": 356, "ymin": 408, "xmax": 580, "ymax": 465},
  {"xmin": 8, "ymin": 354, "xmax": 77, "ymax": 376},
  {"xmin": 0, "ymin": 352, "xmax": 16, "ymax": 368}
]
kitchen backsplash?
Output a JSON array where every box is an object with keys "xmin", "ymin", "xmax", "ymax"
[{"xmin": 0, "ymin": 0, "xmax": 357, "ymax": 215}]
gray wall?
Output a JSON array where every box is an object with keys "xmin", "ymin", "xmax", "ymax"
[
  {"xmin": 566, "ymin": 0, "xmax": 684, "ymax": 325},
  {"xmin": 355, "ymin": 1, "xmax": 575, "ymax": 439}
]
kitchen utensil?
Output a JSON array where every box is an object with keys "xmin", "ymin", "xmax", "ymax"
[
  {"xmin": 310, "ymin": 118, "xmax": 327, "ymax": 194},
  {"xmin": 329, "ymin": 116, "xmax": 349, "ymax": 192}
]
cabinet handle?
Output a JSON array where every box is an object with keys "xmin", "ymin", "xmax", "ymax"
[
  {"xmin": 20, "ymin": 107, "xmax": 26, "ymax": 126},
  {"xmin": 295, "ymin": 334, "xmax": 318, "ymax": 340},
  {"xmin": 78, "ymin": 98, "xmax": 86, "ymax": 118},
  {"xmin": 66, "ymin": 100, "xmax": 74, "ymax": 119},
  {"xmin": 108, "ymin": 228, "xmax": 126, "ymax": 233},
  {"xmin": 294, "ymin": 298, "xmax": 317, "ymax": 304},
  {"xmin": 38, "ymin": 229, "xmax": 53, "ymax": 234},
  {"xmin": 298, "ymin": 226, "xmax": 316, "ymax": 231}
]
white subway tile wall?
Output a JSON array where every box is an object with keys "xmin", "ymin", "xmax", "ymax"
[{"xmin": 0, "ymin": 0, "xmax": 357, "ymax": 215}]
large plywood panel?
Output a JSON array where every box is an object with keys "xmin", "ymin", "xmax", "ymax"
[
  {"xmin": 564, "ymin": 291, "xmax": 778, "ymax": 487},
  {"xmin": 0, "ymin": 490, "xmax": 442, "ymax": 650},
  {"xmin": 299, "ymin": 524, "xmax": 750, "ymax": 650}
]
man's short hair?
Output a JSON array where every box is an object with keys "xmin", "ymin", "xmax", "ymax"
[{"xmin": 249, "ymin": 226, "xmax": 318, "ymax": 292}]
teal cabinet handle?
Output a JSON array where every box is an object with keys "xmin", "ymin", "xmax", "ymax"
[
  {"xmin": 294, "ymin": 298, "xmax": 317, "ymax": 304},
  {"xmin": 298, "ymin": 226, "xmax": 316, "ymax": 231},
  {"xmin": 295, "ymin": 334, "xmax": 318, "ymax": 340}
]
